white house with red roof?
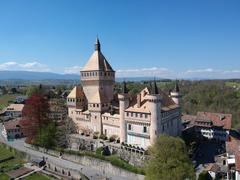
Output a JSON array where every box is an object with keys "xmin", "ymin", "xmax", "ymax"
[{"xmin": 2, "ymin": 118, "xmax": 23, "ymax": 140}]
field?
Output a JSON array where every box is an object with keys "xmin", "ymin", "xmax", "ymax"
[
  {"xmin": 0, "ymin": 94, "xmax": 16, "ymax": 110},
  {"xmin": 225, "ymin": 81, "xmax": 240, "ymax": 89}
]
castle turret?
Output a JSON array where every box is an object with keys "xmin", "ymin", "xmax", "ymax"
[
  {"xmin": 146, "ymin": 80, "xmax": 162, "ymax": 144},
  {"xmin": 118, "ymin": 81, "xmax": 130, "ymax": 143},
  {"xmin": 170, "ymin": 80, "xmax": 181, "ymax": 105}
]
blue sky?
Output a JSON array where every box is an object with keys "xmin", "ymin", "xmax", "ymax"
[{"xmin": 0, "ymin": 0, "xmax": 239, "ymax": 78}]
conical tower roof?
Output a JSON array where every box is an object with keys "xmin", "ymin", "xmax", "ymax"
[
  {"xmin": 81, "ymin": 38, "xmax": 114, "ymax": 72},
  {"xmin": 173, "ymin": 80, "xmax": 180, "ymax": 92},
  {"xmin": 122, "ymin": 81, "xmax": 128, "ymax": 94}
]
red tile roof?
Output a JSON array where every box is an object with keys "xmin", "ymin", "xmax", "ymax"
[
  {"xmin": 3, "ymin": 118, "xmax": 21, "ymax": 130},
  {"xmin": 197, "ymin": 112, "xmax": 232, "ymax": 130},
  {"xmin": 236, "ymin": 155, "xmax": 240, "ymax": 171},
  {"xmin": 182, "ymin": 112, "xmax": 232, "ymax": 130},
  {"xmin": 226, "ymin": 137, "xmax": 240, "ymax": 155}
]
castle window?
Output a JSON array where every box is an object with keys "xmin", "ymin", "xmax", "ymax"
[
  {"xmin": 145, "ymin": 114, "xmax": 148, "ymax": 118},
  {"xmin": 93, "ymin": 104, "xmax": 95, "ymax": 107},
  {"xmin": 128, "ymin": 124, "xmax": 132, "ymax": 130},
  {"xmin": 131, "ymin": 113, "xmax": 133, "ymax": 117},
  {"xmin": 143, "ymin": 126, "xmax": 147, "ymax": 133},
  {"xmin": 126, "ymin": 112, "xmax": 129, "ymax": 116},
  {"xmin": 135, "ymin": 113, "xmax": 137, "ymax": 117},
  {"xmin": 140, "ymin": 113, "xmax": 143, "ymax": 118},
  {"xmin": 97, "ymin": 104, "xmax": 99, "ymax": 107}
]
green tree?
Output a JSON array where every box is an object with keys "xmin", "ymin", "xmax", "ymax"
[
  {"xmin": 145, "ymin": 135, "xmax": 195, "ymax": 180},
  {"xmin": 37, "ymin": 122, "xmax": 57, "ymax": 149},
  {"xmin": 26, "ymin": 85, "xmax": 40, "ymax": 97}
]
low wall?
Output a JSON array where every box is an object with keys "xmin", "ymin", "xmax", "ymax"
[
  {"xmin": 25, "ymin": 143, "xmax": 144, "ymax": 180},
  {"xmin": 45, "ymin": 161, "xmax": 87, "ymax": 180},
  {"xmin": 62, "ymin": 154, "xmax": 144, "ymax": 180},
  {"xmin": 69, "ymin": 134, "xmax": 147, "ymax": 167}
]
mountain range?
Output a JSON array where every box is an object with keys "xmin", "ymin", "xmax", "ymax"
[
  {"xmin": 0, "ymin": 70, "xmax": 167, "ymax": 81},
  {"xmin": 0, "ymin": 71, "xmax": 80, "ymax": 80}
]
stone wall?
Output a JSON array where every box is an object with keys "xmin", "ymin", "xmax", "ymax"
[
  {"xmin": 62, "ymin": 154, "xmax": 144, "ymax": 180},
  {"xmin": 68, "ymin": 134, "xmax": 147, "ymax": 167},
  {"xmin": 25, "ymin": 143, "xmax": 144, "ymax": 180},
  {"xmin": 45, "ymin": 161, "xmax": 86, "ymax": 180}
]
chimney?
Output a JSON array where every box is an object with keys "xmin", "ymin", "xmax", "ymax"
[{"xmin": 137, "ymin": 94, "xmax": 141, "ymax": 108}]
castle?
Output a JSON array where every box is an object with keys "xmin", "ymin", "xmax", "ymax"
[{"xmin": 67, "ymin": 38, "xmax": 182, "ymax": 149}]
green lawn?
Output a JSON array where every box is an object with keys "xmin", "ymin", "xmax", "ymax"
[
  {"xmin": 24, "ymin": 173, "xmax": 51, "ymax": 180},
  {"xmin": 0, "ymin": 94, "xmax": 16, "ymax": 110},
  {"xmin": 0, "ymin": 144, "xmax": 13, "ymax": 159},
  {"xmin": 0, "ymin": 173, "xmax": 10, "ymax": 180},
  {"xmin": 0, "ymin": 144, "xmax": 24, "ymax": 172}
]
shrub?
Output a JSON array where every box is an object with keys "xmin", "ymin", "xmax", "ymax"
[
  {"xmin": 99, "ymin": 134, "xmax": 107, "ymax": 140},
  {"xmin": 109, "ymin": 135, "xmax": 118, "ymax": 142},
  {"xmin": 93, "ymin": 132, "xmax": 99, "ymax": 139},
  {"xmin": 96, "ymin": 147, "xmax": 104, "ymax": 155}
]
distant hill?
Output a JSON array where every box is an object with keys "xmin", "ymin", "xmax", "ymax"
[
  {"xmin": 0, "ymin": 71, "xmax": 79, "ymax": 80},
  {"xmin": 1, "ymin": 70, "xmax": 231, "ymax": 82},
  {"xmin": 0, "ymin": 70, "xmax": 168, "ymax": 81}
]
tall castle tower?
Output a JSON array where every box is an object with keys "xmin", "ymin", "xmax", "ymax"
[
  {"xmin": 170, "ymin": 80, "xmax": 181, "ymax": 105},
  {"xmin": 118, "ymin": 81, "xmax": 130, "ymax": 143},
  {"xmin": 146, "ymin": 80, "xmax": 162, "ymax": 144},
  {"xmin": 80, "ymin": 38, "xmax": 115, "ymax": 110},
  {"xmin": 80, "ymin": 38, "xmax": 115, "ymax": 133}
]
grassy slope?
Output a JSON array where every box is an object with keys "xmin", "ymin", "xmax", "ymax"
[
  {"xmin": 0, "ymin": 144, "xmax": 24, "ymax": 172},
  {"xmin": 0, "ymin": 173, "xmax": 10, "ymax": 180}
]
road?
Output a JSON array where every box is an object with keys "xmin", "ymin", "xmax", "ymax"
[{"xmin": 0, "ymin": 123, "xmax": 128, "ymax": 180}]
